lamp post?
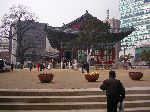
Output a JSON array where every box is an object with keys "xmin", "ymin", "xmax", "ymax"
[
  {"xmin": 121, "ymin": 44, "xmax": 128, "ymax": 70},
  {"xmin": 60, "ymin": 39, "xmax": 63, "ymax": 69}
]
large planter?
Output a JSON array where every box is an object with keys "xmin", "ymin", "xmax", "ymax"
[
  {"xmin": 85, "ymin": 72, "xmax": 99, "ymax": 82},
  {"xmin": 38, "ymin": 73, "xmax": 54, "ymax": 83},
  {"xmin": 128, "ymin": 72, "xmax": 143, "ymax": 80}
]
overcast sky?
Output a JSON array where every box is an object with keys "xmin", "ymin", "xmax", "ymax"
[{"xmin": 0, "ymin": 0, "xmax": 120, "ymax": 27}]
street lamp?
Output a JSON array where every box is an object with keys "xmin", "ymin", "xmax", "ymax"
[
  {"xmin": 121, "ymin": 44, "xmax": 128, "ymax": 69},
  {"xmin": 60, "ymin": 39, "xmax": 63, "ymax": 69}
]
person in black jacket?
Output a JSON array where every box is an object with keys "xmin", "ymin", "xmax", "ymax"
[
  {"xmin": 11, "ymin": 63, "xmax": 14, "ymax": 71},
  {"xmin": 100, "ymin": 70, "xmax": 125, "ymax": 112},
  {"xmin": 85, "ymin": 62, "xmax": 90, "ymax": 73},
  {"xmin": 81, "ymin": 61, "xmax": 85, "ymax": 73},
  {"xmin": 29, "ymin": 62, "xmax": 33, "ymax": 71}
]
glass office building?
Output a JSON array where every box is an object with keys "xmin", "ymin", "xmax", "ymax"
[{"xmin": 119, "ymin": 0, "xmax": 150, "ymax": 48}]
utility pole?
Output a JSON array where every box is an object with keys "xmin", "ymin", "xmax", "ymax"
[
  {"xmin": 60, "ymin": 39, "xmax": 63, "ymax": 69},
  {"xmin": 122, "ymin": 44, "xmax": 128, "ymax": 70}
]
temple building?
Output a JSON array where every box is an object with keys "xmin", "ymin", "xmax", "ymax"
[{"xmin": 45, "ymin": 11, "xmax": 134, "ymax": 66}]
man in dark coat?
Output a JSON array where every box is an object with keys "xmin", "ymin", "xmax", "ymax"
[
  {"xmin": 29, "ymin": 62, "xmax": 33, "ymax": 71},
  {"xmin": 81, "ymin": 61, "xmax": 85, "ymax": 73},
  {"xmin": 100, "ymin": 71, "xmax": 125, "ymax": 112},
  {"xmin": 11, "ymin": 63, "xmax": 14, "ymax": 71},
  {"xmin": 85, "ymin": 62, "xmax": 90, "ymax": 73}
]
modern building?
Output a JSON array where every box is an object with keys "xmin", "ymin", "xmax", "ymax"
[
  {"xmin": 108, "ymin": 18, "xmax": 120, "ymax": 29},
  {"xmin": 119, "ymin": 0, "xmax": 150, "ymax": 48},
  {"xmin": 10, "ymin": 20, "xmax": 48, "ymax": 64}
]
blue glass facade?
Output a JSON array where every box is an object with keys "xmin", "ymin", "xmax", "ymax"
[{"xmin": 119, "ymin": 0, "xmax": 150, "ymax": 48}]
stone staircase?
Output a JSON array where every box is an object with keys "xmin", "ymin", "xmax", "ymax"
[{"xmin": 0, "ymin": 87, "xmax": 150, "ymax": 112}]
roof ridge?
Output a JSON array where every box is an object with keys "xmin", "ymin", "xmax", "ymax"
[{"xmin": 62, "ymin": 11, "xmax": 92, "ymax": 28}]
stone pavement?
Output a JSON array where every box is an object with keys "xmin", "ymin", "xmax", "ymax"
[
  {"xmin": 0, "ymin": 68, "xmax": 149, "ymax": 89},
  {"xmin": 0, "ymin": 69, "xmax": 150, "ymax": 112}
]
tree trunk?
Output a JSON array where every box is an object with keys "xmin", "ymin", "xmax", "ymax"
[{"xmin": 19, "ymin": 53, "xmax": 25, "ymax": 69}]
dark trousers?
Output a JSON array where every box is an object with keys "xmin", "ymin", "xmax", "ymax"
[
  {"xmin": 86, "ymin": 68, "xmax": 89, "ymax": 73},
  {"xmin": 29, "ymin": 67, "xmax": 32, "ymax": 71},
  {"xmin": 11, "ymin": 67, "xmax": 13, "ymax": 71},
  {"xmin": 107, "ymin": 95, "xmax": 120, "ymax": 112},
  {"xmin": 81, "ymin": 67, "xmax": 84, "ymax": 73}
]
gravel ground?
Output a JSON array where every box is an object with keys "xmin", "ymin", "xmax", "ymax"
[{"xmin": 0, "ymin": 68, "xmax": 149, "ymax": 89}]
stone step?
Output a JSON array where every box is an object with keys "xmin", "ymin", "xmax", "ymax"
[
  {"xmin": 0, "ymin": 102, "xmax": 106, "ymax": 110},
  {"xmin": 0, "ymin": 89, "xmax": 104, "ymax": 96},
  {"xmin": 126, "ymin": 94, "xmax": 150, "ymax": 101},
  {"xmin": 0, "ymin": 100, "xmax": 150, "ymax": 110},
  {"xmin": 0, "ymin": 87, "xmax": 150, "ymax": 111},
  {"xmin": 1, "ymin": 108, "xmax": 150, "ymax": 112},
  {"xmin": 0, "ymin": 109, "xmax": 108, "ymax": 112},
  {"xmin": 124, "ymin": 107, "xmax": 150, "ymax": 112},
  {"xmin": 0, "ymin": 95, "xmax": 106, "ymax": 103},
  {"xmin": 0, "ymin": 88, "xmax": 150, "ymax": 96},
  {"xmin": 0, "ymin": 94, "xmax": 150, "ymax": 103}
]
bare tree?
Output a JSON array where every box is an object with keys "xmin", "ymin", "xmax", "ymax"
[{"xmin": 0, "ymin": 5, "xmax": 38, "ymax": 67}]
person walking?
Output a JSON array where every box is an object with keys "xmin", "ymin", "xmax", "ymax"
[
  {"xmin": 73, "ymin": 59, "xmax": 77, "ymax": 70},
  {"xmin": 85, "ymin": 62, "xmax": 90, "ymax": 73},
  {"xmin": 81, "ymin": 61, "xmax": 85, "ymax": 73},
  {"xmin": 100, "ymin": 70, "xmax": 125, "ymax": 112},
  {"xmin": 48, "ymin": 62, "xmax": 51, "ymax": 70},
  {"xmin": 29, "ymin": 62, "xmax": 33, "ymax": 71},
  {"xmin": 68, "ymin": 61, "xmax": 72, "ymax": 69},
  {"xmin": 37, "ymin": 63, "xmax": 40, "ymax": 71},
  {"xmin": 52, "ymin": 60, "xmax": 55, "ymax": 68},
  {"xmin": 11, "ymin": 63, "xmax": 14, "ymax": 71}
]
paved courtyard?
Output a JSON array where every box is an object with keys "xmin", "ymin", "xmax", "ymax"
[{"xmin": 0, "ymin": 68, "xmax": 149, "ymax": 89}]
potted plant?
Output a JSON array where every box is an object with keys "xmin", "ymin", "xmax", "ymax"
[
  {"xmin": 38, "ymin": 73, "xmax": 54, "ymax": 83},
  {"xmin": 128, "ymin": 72, "xmax": 143, "ymax": 80},
  {"xmin": 85, "ymin": 72, "xmax": 99, "ymax": 82}
]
